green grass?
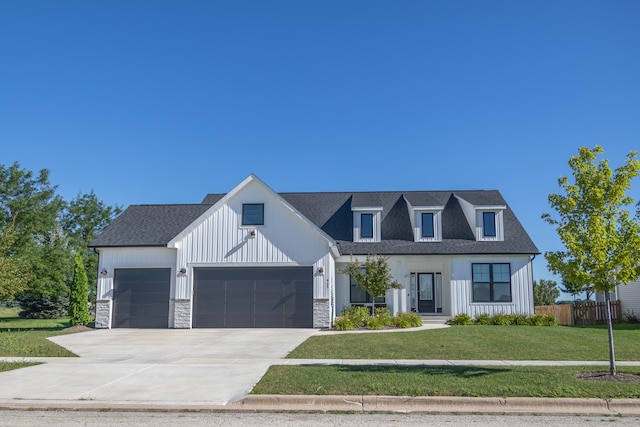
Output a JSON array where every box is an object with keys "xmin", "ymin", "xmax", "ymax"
[
  {"xmin": 0, "ymin": 361, "xmax": 41, "ymax": 373},
  {"xmin": 252, "ymin": 365, "xmax": 640, "ymax": 398},
  {"xmin": 288, "ymin": 324, "xmax": 640, "ymax": 360},
  {"xmin": 0, "ymin": 307, "xmax": 78, "ymax": 357}
]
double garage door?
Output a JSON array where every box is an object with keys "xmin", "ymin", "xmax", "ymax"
[{"xmin": 112, "ymin": 267, "xmax": 313, "ymax": 328}]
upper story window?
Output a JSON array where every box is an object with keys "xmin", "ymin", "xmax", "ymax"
[
  {"xmin": 361, "ymin": 213, "xmax": 374, "ymax": 238},
  {"xmin": 475, "ymin": 208, "xmax": 504, "ymax": 241},
  {"xmin": 242, "ymin": 203, "xmax": 264, "ymax": 225},
  {"xmin": 352, "ymin": 207, "xmax": 382, "ymax": 242},
  {"xmin": 411, "ymin": 207, "xmax": 443, "ymax": 242},
  {"xmin": 421, "ymin": 212, "xmax": 434, "ymax": 238},
  {"xmin": 483, "ymin": 212, "xmax": 496, "ymax": 237}
]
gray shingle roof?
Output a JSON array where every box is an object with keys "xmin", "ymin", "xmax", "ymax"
[
  {"xmin": 89, "ymin": 204, "xmax": 211, "ymax": 247},
  {"xmin": 92, "ymin": 190, "xmax": 539, "ymax": 255}
]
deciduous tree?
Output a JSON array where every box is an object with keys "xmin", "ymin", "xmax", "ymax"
[
  {"xmin": 542, "ymin": 146, "xmax": 640, "ymax": 375},
  {"xmin": 533, "ymin": 279, "xmax": 560, "ymax": 306},
  {"xmin": 341, "ymin": 254, "xmax": 401, "ymax": 313}
]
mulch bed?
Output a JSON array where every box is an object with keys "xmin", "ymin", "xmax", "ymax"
[
  {"xmin": 576, "ymin": 372, "xmax": 640, "ymax": 383},
  {"xmin": 62, "ymin": 325, "xmax": 94, "ymax": 333}
]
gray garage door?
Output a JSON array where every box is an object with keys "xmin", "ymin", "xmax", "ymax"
[
  {"xmin": 112, "ymin": 268, "xmax": 171, "ymax": 328},
  {"xmin": 193, "ymin": 267, "xmax": 313, "ymax": 328}
]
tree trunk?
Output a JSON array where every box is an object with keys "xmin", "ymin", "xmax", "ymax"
[
  {"xmin": 604, "ymin": 291, "xmax": 617, "ymax": 375},
  {"xmin": 371, "ymin": 295, "xmax": 375, "ymax": 316}
]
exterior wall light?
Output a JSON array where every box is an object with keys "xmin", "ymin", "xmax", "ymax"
[
  {"xmin": 100, "ymin": 269, "xmax": 108, "ymax": 276},
  {"xmin": 249, "ymin": 230, "xmax": 256, "ymax": 238},
  {"xmin": 317, "ymin": 266, "xmax": 324, "ymax": 275},
  {"xmin": 179, "ymin": 268, "xmax": 187, "ymax": 274}
]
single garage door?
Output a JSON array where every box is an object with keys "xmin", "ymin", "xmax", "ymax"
[
  {"xmin": 193, "ymin": 267, "xmax": 313, "ymax": 328},
  {"xmin": 112, "ymin": 268, "xmax": 171, "ymax": 328}
]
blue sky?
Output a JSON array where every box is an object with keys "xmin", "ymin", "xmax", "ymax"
[{"xmin": 1, "ymin": 1, "xmax": 639, "ymax": 290}]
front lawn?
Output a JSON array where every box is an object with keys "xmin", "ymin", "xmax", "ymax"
[
  {"xmin": 0, "ymin": 307, "xmax": 78, "ymax": 358},
  {"xmin": 252, "ymin": 365, "xmax": 640, "ymax": 398},
  {"xmin": 288, "ymin": 324, "xmax": 640, "ymax": 361}
]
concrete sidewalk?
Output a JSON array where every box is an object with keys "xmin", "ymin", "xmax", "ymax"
[{"xmin": 2, "ymin": 356, "xmax": 639, "ymax": 415}]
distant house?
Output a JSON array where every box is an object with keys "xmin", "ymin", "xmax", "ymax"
[{"xmin": 89, "ymin": 174, "xmax": 539, "ymax": 329}]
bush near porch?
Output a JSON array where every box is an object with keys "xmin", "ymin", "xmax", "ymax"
[{"xmin": 334, "ymin": 306, "xmax": 422, "ymax": 330}]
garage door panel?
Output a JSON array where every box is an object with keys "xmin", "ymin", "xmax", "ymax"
[
  {"xmin": 193, "ymin": 267, "xmax": 313, "ymax": 328},
  {"xmin": 113, "ymin": 268, "xmax": 170, "ymax": 328}
]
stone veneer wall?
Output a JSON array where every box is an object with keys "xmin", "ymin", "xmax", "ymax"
[
  {"xmin": 313, "ymin": 298, "xmax": 331, "ymax": 328},
  {"xmin": 94, "ymin": 300, "xmax": 111, "ymax": 329},
  {"xmin": 173, "ymin": 299, "xmax": 192, "ymax": 328}
]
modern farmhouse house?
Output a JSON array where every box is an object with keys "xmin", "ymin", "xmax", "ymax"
[{"xmin": 90, "ymin": 174, "xmax": 539, "ymax": 329}]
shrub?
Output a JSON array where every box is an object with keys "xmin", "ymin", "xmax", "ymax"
[
  {"xmin": 340, "ymin": 305, "xmax": 371, "ymax": 328},
  {"xmin": 449, "ymin": 313, "xmax": 473, "ymax": 325},
  {"xmin": 393, "ymin": 312, "xmax": 423, "ymax": 328},
  {"xmin": 474, "ymin": 313, "xmax": 491, "ymax": 325},
  {"xmin": 17, "ymin": 296, "xmax": 68, "ymax": 319},
  {"xmin": 514, "ymin": 314, "xmax": 532, "ymax": 326},
  {"xmin": 491, "ymin": 313, "xmax": 510, "ymax": 325},
  {"xmin": 373, "ymin": 307, "xmax": 393, "ymax": 326},
  {"xmin": 366, "ymin": 316, "xmax": 385, "ymax": 330},
  {"xmin": 542, "ymin": 314, "xmax": 558, "ymax": 326},
  {"xmin": 333, "ymin": 317, "xmax": 354, "ymax": 330},
  {"xmin": 623, "ymin": 310, "xmax": 639, "ymax": 324}
]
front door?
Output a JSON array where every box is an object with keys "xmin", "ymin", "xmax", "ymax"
[{"xmin": 417, "ymin": 273, "xmax": 435, "ymax": 313}]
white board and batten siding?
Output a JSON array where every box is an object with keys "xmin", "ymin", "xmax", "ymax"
[
  {"xmin": 170, "ymin": 179, "xmax": 335, "ymax": 300},
  {"xmin": 617, "ymin": 281, "xmax": 640, "ymax": 317},
  {"xmin": 450, "ymin": 255, "xmax": 534, "ymax": 317},
  {"xmin": 96, "ymin": 247, "xmax": 177, "ymax": 300}
]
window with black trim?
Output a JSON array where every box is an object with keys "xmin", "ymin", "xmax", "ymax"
[
  {"xmin": 472, "ymin": 263, "xmax": 511, "ymax": 302},
  {"xmin": 421, "ymin": 212, "xmax": 435, "ymax": 238},
  {"xmin": 242, "ymin": 203, "xmax": 264, "ymax": 225},
  {"xmin": 350, "ymin": 270, "xmax": 385, "ymax": 304},
  {"xmin": 483, "ymin": 212, "xmax": 496, "ymax": 237},
  {"xmin": 361, "ymin": 213, "xmax": 374, "ymax": 238}
]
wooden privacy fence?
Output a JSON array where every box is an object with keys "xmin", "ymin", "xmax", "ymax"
[
  {"xmin": 573, "ymin": 301, "xmax": 621, "ymax": 326},
  {"xmin": 535, "ymin": 304, "xmax": 573, "ymax": 325},
  {"xmin": 535, "ymin": 301, "xmax": 621, "ymax": 326}
]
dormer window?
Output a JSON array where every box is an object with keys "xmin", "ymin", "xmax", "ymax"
[
  {"xmin": 482, "ymin": 212, "xmax": 496, "ymax": 237},
  {"xmin": 361, "ymin": 213, "xmax": 374, "ymax": 238},
  {"xmin": 477, "ymin": 209, "xmax": 504, "ymax": 241},
  {"xmin": 352, "ymin": 207, "xmax": 382, "ymax": 242},
  {"xmin": 409, "ymin": 207, "xmax": 443, "ymax": 242},
  {"xmin": 421, "ymin": 212, "xmax": 434, "ymax": 238}
]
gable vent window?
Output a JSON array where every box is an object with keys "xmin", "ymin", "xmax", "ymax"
[
  {"xmin": 421, "ymin": 212, "xmax": 434, "ymax": 238},
  {"xmin": 483, "ymin": 212, "xmax": 496, "ymax": 237},
  {"xmin": 242, "ymin": 203, "xmax": 264, "ymax": 225},
  {"xmin": 360, "ymin": 213, "xmax": 374, "ymax": 238}
]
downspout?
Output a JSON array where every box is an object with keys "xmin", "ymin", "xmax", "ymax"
[{"xmin": 530, "ymin": 254, "xmax": 536, "ymax": 312}]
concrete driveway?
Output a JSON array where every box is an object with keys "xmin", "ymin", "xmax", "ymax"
[{"xmin": 0, "ymin": 328, "xmax": 317, "ymax": 406}]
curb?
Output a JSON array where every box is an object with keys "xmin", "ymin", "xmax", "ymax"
[
  {"xmin": 236, "ymin": 395, "xmax": 640, "ymax": 415},
  {"xmin": 3, "ymin": 395, "xmax": 637, "ymax": 416}
]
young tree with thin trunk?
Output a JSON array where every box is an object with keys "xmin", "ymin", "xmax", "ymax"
[
  {"xmin": 542, "ymin": 146, "xmax": 640, "ymax": 375},
  {"xmin": 341, "ymin": 254, "xmax": 401, "ymax": 313}
]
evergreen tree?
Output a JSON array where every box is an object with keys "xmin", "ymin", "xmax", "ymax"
[{"xmin": 69, "ymin": 252, "xmax": 90, "ymax": 326}]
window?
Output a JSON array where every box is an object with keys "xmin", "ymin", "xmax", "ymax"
[
  {"xmin": 421, "ymin": 212, "xmax": 434, "ymax": 238},
  {"xmin": 472, "ymin": 263, "xmax": 511, "ymax": 302},
  {"xmin": 483, "ymin": 212, "xmax": 496, "ymax": 237},
  {"xmin": 360, "ymin": 213, "xmax": 373, "ymax": 238},
  {"xmin": 350, "ymin": 271, "xmax": 385, "ymax": 304},
  {"xmin": 242, "ymin": 203, "xmax": 264, "ymax": 225}
]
